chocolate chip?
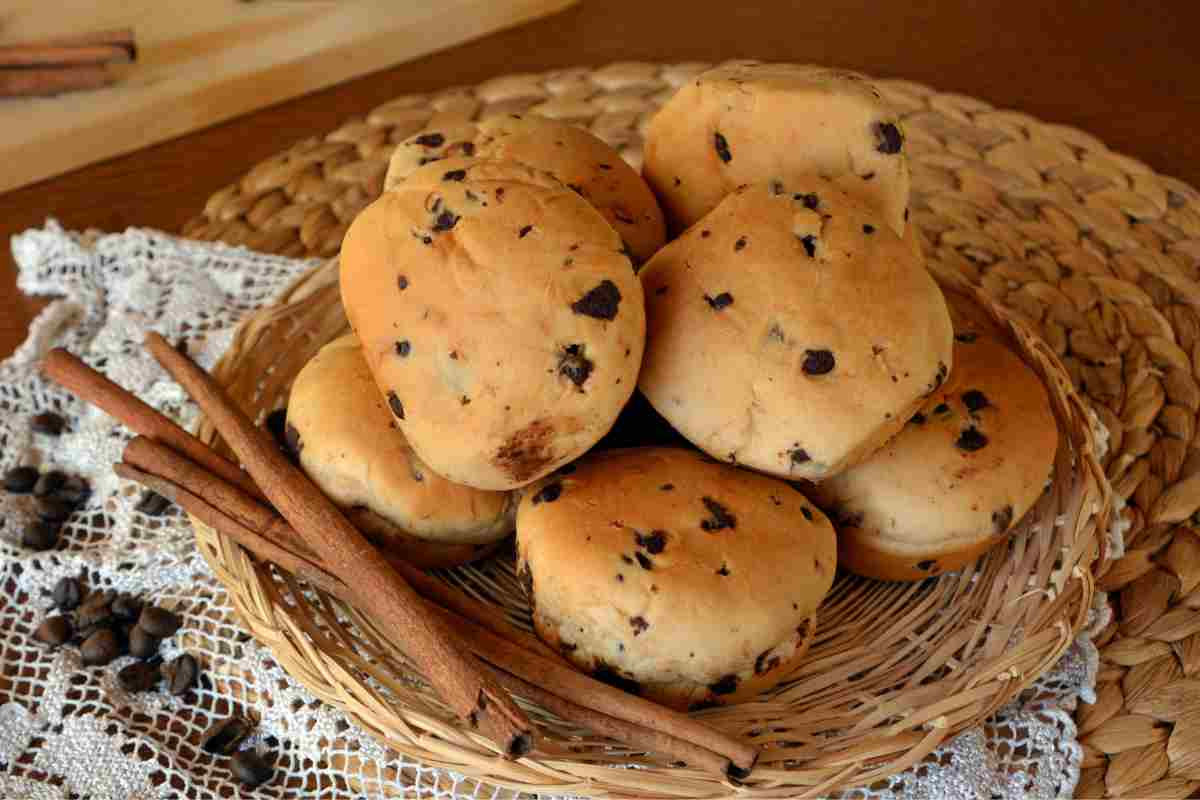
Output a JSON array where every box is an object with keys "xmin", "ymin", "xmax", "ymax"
[
  {"xmin": 709, "ymin": 674, "xmax": 739, "ymax": 695},
  {"xmin": 387, "ymin": 392, "xmax": 405, "ymax": 420},
  {"xmin": 81, "ymin": 628, "xmax": 120, "ymax": 666},
  {"xmin": 136, "ymin": 491, "xmax": 171, "ymax": 516},
  {"xmin": 705, "ymin": 292, "xmax": 734, "ymax": 311},
  {"xmin": 284, "ymin": 423, "xmax": 303, "ymax": 456},
  {"xmin": 432, "ymin": 210, "xmax": 459, "ymax": 231},
  {"xmin": 395, "ymin": 340, "xmax": 411, "ymax": 357},
  {"xmin": 164, "ymin": 653, "xmax": 199, "ymax": 696},
  {"xmin": 232, "ymin": 750, "xmax": 275, "ymax": 788},
  {"xmin": 956, "ymin": 427, "xmax": 989, "ymax": 451},
  {"xmin": 570, "ymin": 280, "xmax": 622, "ymax": 320},
  {"xmin": 798, "ymin": 234, "xmax": 817, "ymax": 258},
  {"xmin": 34, "ymin": 615, "xmax": 72, "ymax": 647},
  {"xmin": 863, "ymin": 224, "xmax": 876, "ymax": 234},
  {"xmin": 910, "ymin": 412, "xmax": 927, "ymax": 425},
  {"xmin": 111, "ymin": 595, "xmax": 142, "ymax": 623},
  {"xmin": 962, "ymin": 390, "xmax": 989, "ymax": 412},
  {"xmin": 955, "ymin": 332, "xmax": 977, "ymax": 343},
  {"xmin": 203, "ymin": 715, "xmax": 254, "ymax": 755},
  {"xmin": 31, "ymin": 412, "xmax": 66, "ymax": 436},
  {"xmin": 558, "ymin": 344, "xmax": 593, "ymax": 388},
  {"xmin": 460, "ymin": 141, "xmax": 476, "ymax": 156},
  {"xmin": 118, "ymin": 661, "xmax": 160, "ymax": 693},
  {"xmin": 519, "ymin": 224, "xmax": 533, "ymax": 238},
  {"xmin": 629, "ymin": 616, "xmax": 649, "ymax": 636},
  {"xmin": 592, "ymin": 661, "xmax": 642, "ymax": 695},
  {"xmin": 796, "ymin": 193, "xmax": 820, "ymax": 210},
  {"xmin": 802, "ymin": 349, "xmax": 835, "ymax": 375},
  {"xmin": 713, "ymin": 132, "xmax": 732, "ymax": 163},
  {"xmin": 33, "ymin": 471, "xmax": 67, "ymax": 497},
  {"xmin": 874, "ymin": 122, "xmax": 903, "ymax": 154},
  {"xmin": 22, "ymin": 521, "xmax": 59, "ymax": 551},
  {"xmin": 916, "ymin": 559, "xmax": 936, "ymax": 572},
  {"xmin": 3, "ymin": 466, "xmax": 39, "ymax": 494},
  {"xmin": 634, "ymin": 530, "xmax": 666, "ymax": 554},
  {"xmin": 734, "ymin": 236, "xmax": 747, "ymax": 252},
  {"xmin": 716, "ymin": 563, "xmax": 730, "ymax": 576},
  {"xmin": 659, "ymin": 483, "xmax": 674, "ymax": 491},
  {"xmin": 53, "ymin": 577, "xmax": 82, "ymax": 611},
  {"xmin": 128, "ymin": 626, "xmax": 160, "ymax": 660},
  {"xmin": 398, "ymin": 275, "xmax": 409, "ymax": 291},
  {"xmin": 138, "ymin": 606, "xmax": 181, "ymax": 638},
  {"xmin": 700, "ymin": 497, "xmax": 736, "ymax": 531},
  {"xmin": 790, "ymin": 448, "xmax": 810, "ymax": 466},
  {"xmin": 413, "ymin": 132, "xmax": 444, "ymax": 147},
  {"xmin": 634, "ymin": 552, "xmax": 653, "ymax": 571},
  {"xmin": 754, "ymin": 650, "xmax": 781, "ymax": 675},
  {"xmin": 532, "ymin": 482, "xmax": 562, "ymax": 504},
  {"xmin": 442, "ymin": 169, "xmax": 466, "ymax": 182},
  {"xmin": 992, "ymin": 505, "xmax": 1014, "ymax": 533}
]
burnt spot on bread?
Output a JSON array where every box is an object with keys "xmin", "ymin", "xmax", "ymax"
[
  {"xmin": 798, "ymin": 234, "xmax": 818, "ymax": 258},
  {"xmin": 714, "ymin": 132, "xmax": 732, "ymax": 163},
  {"xmin": 709, "ymin": 674, "xmax": 739, "ymax": 695},
  {"xmin": 442, "ymin": 169, "xmax": 466, "ymax": 182},
  {"xmin": 518, "ymin": 224, "xmax": 533, "ymax": 238},
  {"xmin": 790, "ymin": 448, "xmax": 811, "ymax": 466},
  {"xmin": 755, "ymin": 650, "xmax": 781, "ymax": 675},
  {"xmin": 716, "ymin": 563, "xmax": 730, "ymax": 576},
  {"xmin": 962, "ymin": 390, "xmax": 989, "ymax": 413},
  {"xmin": 700, "ymin": 497, "xmax": 736, "ymax": 532},
  {"xmin": 734, "ymin": 236, "xmax": 747, "ymax": 252},
  {"xmin": 395, "ymin": 340, "xmax": 411, "ymax": 357},
  {"xmin": 910, "ymin": 412, "xmax": 927, "ymax": 425},
  {"xmin": 801, "ymin": 506, "xmax": 814, "ymax": 521},
  {"xmin": 705, "ymin": 292, "xmax": 734, "ymax": 311},
  {"xmin": 956, "ymin": 427, "xmax": 989, "ymax": 452},
  {"xmin": 863, "ymin": 224, "xmax": 876, "ymax": 234},
  {"xmin": 493, "ymin": 419, "xmax": 556, "ymax": 482},
  {"xmin": 629, "ymin": 615, "xmax": 649, "ymax": 636},
  {"xmin": 700, "ymin": 230, "xmax": 711, "ymax": 238},
  {"xmin": 397, "ymin": 275, "xmax": 409, "ymax": 291},
  {"xmin": 413, "ymin": 132, "xmax": 445, "ymax": 147},
  {"xmin": 916, "ymin": 559, "xmax": 937, "ymax": 572},
  {"xmin": 635, "ymin": 530, "xmax": 667, "ymax": 554},
  {"xmin": 593, "ymin": 661, "xmax": 642, "ymax": 695},
  {"xmin": 571, "ymin": 280, "xmax": 622, "ymax": 320},
  {"xmin": 874, "ymin": 122, "xmax": 904, "ymax": 154},
  {"xmin": 460, "ymin": 395, "xmax": 471, "ymax": 406},
  {"xmin": 802, "ymin": 349, "xmax": 835, "ymax": 375},
  {"xmin": 558, "ymin": 343, "xmax": 593, "ymax": 388},
  {"xmin": 386, "ymin": 392, "xmax": 405, "ymax": 420},
  {"xmin": 284, "ymin": 423, "xmax": 303, "ymax": 455},
  {"xmin": 532, "ymin": 482, "xmax": 562, "ymax": 505},
  {"xmin": 992, "ymin": 505, "xmax": 1014, "ymax": 533},
  {"xmin": 955, "ymin": 332, "xmax": 978, "ymax": 343}
]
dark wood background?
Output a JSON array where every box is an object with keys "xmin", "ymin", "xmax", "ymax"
[{"xmin": 1, "ymin": 0, "xmax": 1196, "ymax": 357}]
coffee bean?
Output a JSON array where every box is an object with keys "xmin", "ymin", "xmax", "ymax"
[
  {"xmin": 37, "ymin": 496, "xmax": 73, "ymax": 524},
  {"xmin": 55, "ymin": 476, "xmax": 91, "ymax": 508},
  {"xmin": 81, "ymin": 628, "xmax": 120, "ymax": 666},
  {"xmin": 31, "ymin": 412, "xmax": 66, "ymax": 436},
  {"xmin": 203, "ymin": 715, "xmax": 253, "ymax": 755},
  {"xmin": 34, "ymin": 615, "xmax": 72, "ymax": 647},
  {"xmin": 163, "ymin": 653, "xmax": 198, "ymax": 696},
  {"xmin": 110, "ymin": 595, "xmax": 142, "ymax": 623},
  {"xmin": 78, "ymin": 592, "xmax": 114, "ymax": 628},
  {"xmin": 3, "ymin": 466, "xmax": 39, "ymax": 494},
  {"xmin": 128, "ymin": 625, "xmax": 160, "ymax": 660},
  {"xmin": 53, "ymin": 577, "xmax": 83, "ymax": 611},
  {"xmin": 231, "ymin": 749, "xmax": 275, "ymax": 788},
  {"xmin": 22, "ymin": 521, "xmax": 59, "ymax": 551},
  {"xmin": 33, "ymin": 471, "xmax": 67, "ymax": 498},
  {"xmin": 117, "ymin": 661, "xmax": 160, "ymax": 693},
  {"xmin": 135, "ymin": 491, "xmax": 171, "ymax": 516},
  {"xmin": 138, "ymin": 606, "xmax": 182, "ymax": 638}
]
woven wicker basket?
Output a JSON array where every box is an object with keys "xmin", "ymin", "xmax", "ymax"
[{"xmin": 181, "ymin": 63, "xmax": 1200, "ymax": 798}]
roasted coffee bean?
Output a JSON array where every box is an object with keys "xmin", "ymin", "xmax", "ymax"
[
  {"xmin": 77, "ymin": 592, "xmax": 114, "ymax": 629},
  {"xmin": 22, "ymin": 521, "xmax": 59, "ymax": 551},
  {"xmin": 128, "ymin": 625, "xmax": 161, "ymax": 660},
  {"xmin": 37, "ymin": 496, "xmax": 73, "ymax": 524},
  {"xmin": 202, "ymin": 715, "xmax": 253, "ymax": 755},
  {"xmin": 117, "ymin": 661, "xmax": 160, "ymax": 693},
  {"xmin": 3, "ymin": 466, "xmax": 39, "ymax": 494},
  {"xmin": 110, "ymin": 595, "xmax": 142, "ymax": 623},
  {"xmin": 135, "ymin": 491, "xmax": 171, "ymax": 516},
  {"xmin": 55, "ymin": 476, "xmax": 91, "ymax": 508},
  {"xmin": 138, "ymin": 606, "xmax": 182, "ymax": 638},
  {"xmin": 33, "ymin": 471, "xmax": 67, "ymax": 498},
  {"xmin": 34, "ymin": 615, "xmax": 72, "ymax": 647},
  {"xmin": 53, "ymin": 576, "xmax": 83, "ymax": 611},
  {"xmin": 31, "ymin": 412, "xmax": 66, "ymax": 436},
  {"xmin": 231, "ymin": 749, "xmax": 275, "ymax": 788},
  {"xmin": 81, "ymin": 628, "xmax": 121, "ymax": 666},
  {"xmin": 163, "ymin": 653, "xmax": 199, "ymax": 696}
]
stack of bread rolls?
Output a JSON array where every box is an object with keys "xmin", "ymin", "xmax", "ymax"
[{"xmin": 284, "ymin": 62, "xmax": 1058, "ymax": 711}]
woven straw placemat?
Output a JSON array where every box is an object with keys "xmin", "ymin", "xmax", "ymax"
[{"xmin": 183, "ymin": 62, "xmax": 1200, "ymax": 799}]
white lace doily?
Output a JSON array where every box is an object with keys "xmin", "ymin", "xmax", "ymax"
[{"xmin": 0, "ymin": 220, "xmax": 1101, "ymax": 799}]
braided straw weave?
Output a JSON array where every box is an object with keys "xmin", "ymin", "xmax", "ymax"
[{"xmin": 177, "ymin": 62, "xmax": 1200, "ymax": 798}]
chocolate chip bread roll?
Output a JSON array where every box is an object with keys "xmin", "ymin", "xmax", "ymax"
[
  {"xmin": 516, "ymin": 447, "xmax": 836, "ymax": 710},
  {"xmin": 644, "ymin": 62, "xmax": 911, "ymax": 235},
  {"xmin": 285, "ymin": 335, "xmax": 515, "ymax": 568},
  {"xmin": 385, "ymin": 114, "xmax": 666, "ymax": 264},
  {"xmin": 809, "ymin": 331, "xmax": 1057, "ymax": 581},
  {"xmin": 638, "ymin": 179, "xmax": 953, "ymax": 481},
  {"xmin": 340, "ymin": 157, "xmax": 646, "ymax": 490}
]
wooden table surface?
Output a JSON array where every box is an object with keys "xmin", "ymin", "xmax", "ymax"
[{"xmin": 1, "ymin": 0, "xmax": 1196, "ymax": 359}]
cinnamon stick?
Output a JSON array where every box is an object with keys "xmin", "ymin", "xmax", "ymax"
[
  {"xmin": 141, "ymin": 332, "xmax": 533, "ymax": 757},
  {"xmin": 0, "ymin": 65, "xmax": 114, "ymax": 98}
]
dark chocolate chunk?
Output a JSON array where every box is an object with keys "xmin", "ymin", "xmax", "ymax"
[
  {"xmin": 395, "ymin": 340, "xmax": 411, "ymax": 358},
  {"xmin": 4, "ymin": 466, "xmax": 39, "ymax": 494},
  {"xmin": 442, "ymin": 169, "xmax": 467, "ymax": 182},
  {"xmin": 138, "ymin": 606, "xmax": 182, "ymax": 638},
  {"xmin": 955, "ymin": 332, "xmax": 978, "ymax": 343},
  {"xmin": 570, "ymin": 280, "xmax": 622, "ymax": 321},
  {"xmin": 231, "ymin": 750, "xmax": 275, "ymax": 788},
  {"xmin": 705, "ymin": 292, "xmax": 734, "ymax": 311},
  {"xmin": 413, "ymin": 132, "xmax": 445, "ymax": 147},
  {"xmin": 797, "ymin": 193, "xmax": 820, "ymax": 210},
  {"xmin": 709, "ymin": 674, "xmax": 739, "ymax": 695},
  {"xmin": 398, "ymin": 275, "xmax": 409, "ymax": 291},
  {"xmin": 754, "ymin": 650, "xmax": 781, "ymax": 675},
  {"xmin": 916, "ymin": 559, "xmax": 937, "ymax": 572},
  {"xmin": 992, "ymin": 505, "xmax": 1014, "ymax": 533},
  {"xmin": 962, "ymin": 390, "xmax": 989, "ymax": 413},
  {"xmin": 863, "ymin": 224, "xmax": 876, "ymax": 234},
  {"xmin": 956, "ymin": 427, "xmax": 989, "ymax": 451},
  {"xmin": 790, "ymin": 448, "xmax": 811, "ymax": 465},
  {"xmin": 713, "ymin": 131, "xmax": 732, "ymax": 163},
  {"xmin": 634, "ymin": 552, "xmax": 653, "ymax": 571},
  {"xmin": 532, "ymin": 482, "xmax": 562, "ymax": 505},
  {"xmin": 734, "ymin": 236, "xmax": 747, "ymax": 252},
  {"xmin": 34, "ymin": 615, "xmax": 72, "ymax": 647},
  {"xmin": 558, "ymin": 344, "xmax": 593, "ymax": 388},
  {"xmin": 798, "ymin": 234, "xmax": 818, "ymax": 258},
  {"xmin": 802, "ymin": 349, "xmax": 835, "ymax": 375},
  {"xmin": 700, "ymin": 497, "xmax": 736, "ymax": 531},
  {"xmin": 164, "ymin": 653, "xmax": 199, "ymax": 696},
  {"xmin": 518, "ymin": 224, "xmax": 533, "ymax": 238},
  {"xmin": 387, "ymin": 392, "xmax": 405, "ymax": 420},
  {"xmin": 33, "ymin": 471, "xmax": 67, "ymax": 498},
  {"xmin": 22, "ymin": 521, "xmax": 59, "ymax": 551},
  {"xmin": 802, "ymin": 507, "xmax": 817, "ymax": 523},
  {"xmin": 716, "ymin": 563, "xmax": 730, "ymax": 577},
  {"xmin": 910, "ymin": 412, "xmax": 927, "ymax": 425},
  {"xmin": 136, "ymin": 491, "xmax": 171, "ymax": 516},
  {"xmin": 128, "ymin": 626, "xmax": 160, "ymax": 660},
  {"xmin": 53, "ymin": 577, "xmax": 82, "ymax": 611},
  {"xmin": 460, "ymin": 141, "xmax": 476, "ymax": 156},
  {"xmin": 81, "ymin": 628, "xmax": 120, "ymax": 666},
  {"xmin": 117, "ymin": 661, "xmax": 160, "ymax": 693},
  {"xmin": 634, "ymin": 530, "xmax": 666, "ymax": 554},
  {"xmin": 432, "ymin": 210, "xmax": 459, "ymax": 232},
  {"xmin": 203, "ymin": 715, "xmax": 253, "ymax": 755},
  {"xmin": 31, "ymin": 412, "xmax": 66, "ymax": 436},
  {"xmin": 874, "ymin": 121, "xmax": 903, "ymax": 154},
  {"xmin": 629, "ymin": 616, "xmax": 649, "ymax": 636}
]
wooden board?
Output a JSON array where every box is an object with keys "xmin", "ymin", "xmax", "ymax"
[{"xmin": 0, "ymin": 0, "xmax": 576, "ymax": 193}]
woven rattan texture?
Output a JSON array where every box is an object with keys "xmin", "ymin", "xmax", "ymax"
[{"xmin": 181, "ymin": 62, "xmax": 1200, "ymax": 798}]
